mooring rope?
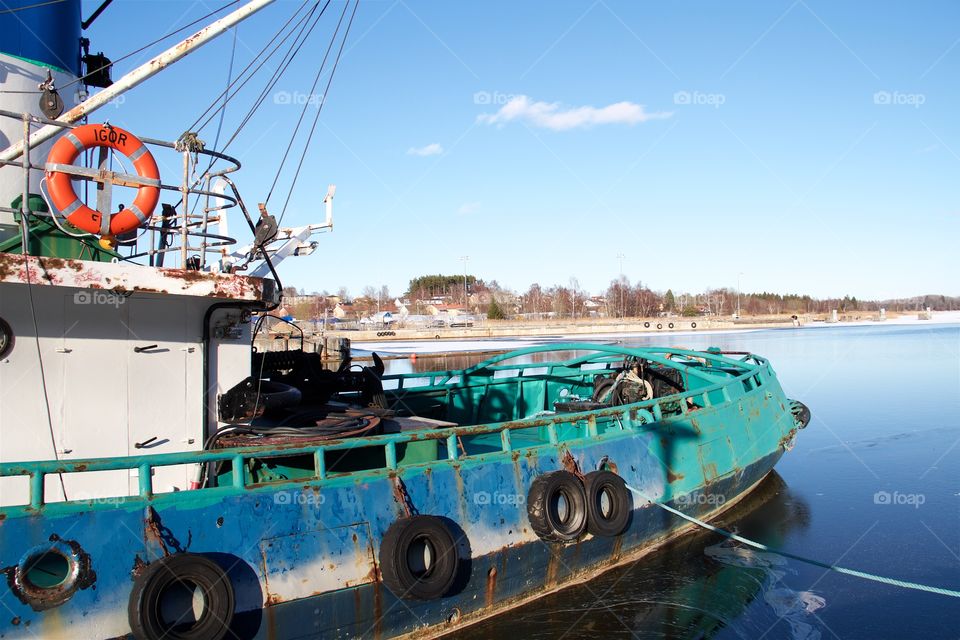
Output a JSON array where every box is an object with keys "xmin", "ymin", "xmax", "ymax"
[{"xmin": 625, "ymin": 483, "xmax": 960, "ymax": 599}]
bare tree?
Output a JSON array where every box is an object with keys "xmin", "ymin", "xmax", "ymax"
[{"xmin": 569, "ymin": 277, "xmax": 581, "ymax": 319}]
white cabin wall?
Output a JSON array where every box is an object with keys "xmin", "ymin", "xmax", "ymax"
[
  {"xmin": 0, "ymin": 282, "xmax": 253, "ymax": 506},
  {"xmin": 0, "ymin": 282, "xmax": 66, "ymax": 504},
  {"xmin": 56, "ymin": 289, "xmax": 130, "ymax": 502}
]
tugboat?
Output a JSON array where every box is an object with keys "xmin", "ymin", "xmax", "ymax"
[{"xmin": 0, "ymin": 2, "xmax": 810, "ymax": 638}]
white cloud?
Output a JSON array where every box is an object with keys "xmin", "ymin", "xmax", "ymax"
[
  {"xmin": 407, "ymin": 143, "xmax": 443, "ymax": 156},
  {"xmin": 457, "ymin": 202, "xmax": 480, "ymax": 215},
  {"xmin": 916, "ymin": 143, "xmax": 940, "ymax": 154},
  {"xmin": 477, "ymin": 95, "xmax": 672, "ymax": 131}
]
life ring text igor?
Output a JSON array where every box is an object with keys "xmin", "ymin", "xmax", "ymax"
[{"xmin": 45, "ymin": 124, "xmax": 160, "ymax": 237}]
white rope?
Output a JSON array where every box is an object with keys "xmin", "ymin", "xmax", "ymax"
[{"xmin": 625, "ymin": 483, "xmax": 960, "ymax": 599}]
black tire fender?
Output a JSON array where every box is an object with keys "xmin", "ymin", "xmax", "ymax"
[
  {"xmin": 656, "ymin": 323, "xmax": 662, "ymax": 330},
  {"xmin": 668, "ymin": 322, "xmax": 674, "ymax": 329},
  {"xmin": 0, "ymin": 317, "xmax": 14, "ymax": 360},
  {"xmin": 583, "ymin": 470, "xmax": 632, "ymax": 537},
  {"xmin": 643, "ymin": 322, "xmax": 650, "ymax": 328},
  {"xmin": 527, "ymin": 471, "xmax": 588, "ymax": 543},
  {"xmin": 128, "ymin": 553, "xmax": 235, "ymax": 640},
  {"xmin": 691, "ymin": 322, "xmax": 697, "ymax": 329},
  {"xmin": 379, "ymin": 515, "xmax": 459, "ymax": 600},
  {"xmin": 790, "ymin": 400, "xmax": 811, "ymax": 429}
]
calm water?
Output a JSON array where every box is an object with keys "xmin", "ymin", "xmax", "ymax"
[{"xmin": 368, "ymin": 324, "xmax": 960, "ymax": 639}]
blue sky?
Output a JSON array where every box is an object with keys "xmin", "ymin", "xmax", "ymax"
[{"xmin": 85, "ymin": 0, "xmax": 959, "ymax": 299}]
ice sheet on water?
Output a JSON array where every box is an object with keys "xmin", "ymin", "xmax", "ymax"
[
  {"xmin": 766, "ymin": 589, "xmax": 827, "ymax": 614},
  {"xmin": 705, "ymin": 539, "xmax": 826, "ymax": 640},
  {"xmin": 704, "ymin": 539, "xmax": 789, "ymax": 570}
]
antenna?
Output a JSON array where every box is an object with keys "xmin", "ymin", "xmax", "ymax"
[{"xmin": 323, "ymin": 184, "xmax": 336, "ymax": 229}]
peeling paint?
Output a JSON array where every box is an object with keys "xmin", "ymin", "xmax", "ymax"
[{"xmin": 0, "ymin": 253, "xmax": 277, "ymax": 303}]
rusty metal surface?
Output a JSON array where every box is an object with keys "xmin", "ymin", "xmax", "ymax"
[
  {"xmin": 1, "ymin": 535, "xmax": 96, "ymax": 612},
  {"xmin": 0, "ymin": 253, "xmax": 278, "ymax": 302}
]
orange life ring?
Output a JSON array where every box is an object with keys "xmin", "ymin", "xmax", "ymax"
[{"xmin": 45, "ymin": 124, "xmax": 160, "ymax": 237}]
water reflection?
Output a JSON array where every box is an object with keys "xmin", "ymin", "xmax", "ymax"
[{"xmin": 455, "ymin": 473, "xmax": 813, "ymax": 640}]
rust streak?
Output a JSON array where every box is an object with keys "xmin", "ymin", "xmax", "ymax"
[
  {"xmin": 485, "ymin": 567, "xmax": 497, "ymax": 607},
  {"xmin": 373, "ymin": 579, "xmax": 383, "ymax": 640},
  {"xmin": 545, "ymin": 548, "xmax": 560, "ymax": 586}
]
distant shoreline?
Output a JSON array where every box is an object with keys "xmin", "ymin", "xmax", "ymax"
[{"xmin": 296, "ymin": 310, "xmax": 960, "ymax": 351}]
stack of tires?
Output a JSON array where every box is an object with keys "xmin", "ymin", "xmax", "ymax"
[{"xmin": 527, "ymin": 470, "xmax": 632, "ymax": 542}]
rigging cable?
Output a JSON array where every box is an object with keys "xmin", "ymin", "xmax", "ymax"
[
  {"xmin": 18, "ymin": 240, "xmax": 68, "ymax": 500},
  {"xmin": 58, "ymin": 0, "xmax": 241, "ymax": 92},
  {"xmin": 210, "ymin": 26, "xmax": 238, "ymax": 152},
  {"xmin": 215, "ymin": 1, "xmax": 331, "ymax": 151},
  {"xmin": 80, "ymin": 0, "xmax": 113, "ymax": 30},
  {"xmin": 188, "ymin": 0, "xmax": 317, "ymax": 134},
  {"xmin": 185, "ymin": 23, "xmax": 239, "ymax": 222},
  {"xmin": 264, "ymin": 0, "xmax": 349, "ymax": 204},
  {"xmin": 164, "ymin": 1, "xmax": 320, "ymax": 220},
  {"xmin": 277, "ymin": 0, "xmax": 359, "ymax": 225},
  {"xmin": 0, "ymin": 0, "xmax": 68, "ymax": 14},
  {"xmin": 13, "ymin": 124, "xmax": 64, "ymax": 499},
  {"xmin": 178, "ymin": 0, "xmax": 324, "ymax": 195}
]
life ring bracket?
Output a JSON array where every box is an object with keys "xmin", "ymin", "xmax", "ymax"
[{"xmin": 44, "ymin": 162, "xmax": 162, "ymax": 189}]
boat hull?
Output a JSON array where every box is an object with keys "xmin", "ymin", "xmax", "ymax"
[
  {"xmin": 241, "ymin": 450, "xmax": 784, "ymax": 640},
  {"xmin": 0, "ymin": 349, "xmax": 801, "ymax": 639}
]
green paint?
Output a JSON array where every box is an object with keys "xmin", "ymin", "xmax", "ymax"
[
  {"xmin": 1, "ymin": 194, "xmax": 119, "ymax": 260},
  {"xmin": 0, "ymin": 51, "xmax": 71, "ymax": 76},
  {"xmin": 0, "ymin": 345, "xmax": 794, "ymax": 522}
]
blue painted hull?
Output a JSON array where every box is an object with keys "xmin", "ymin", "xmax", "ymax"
[
  {"xmin": 0, "ymin": 347, "xmax": 802, "ymax": 639},
  {"xmin": 242, "ymin": 450, "xmax": 782, "ymax": 640}
]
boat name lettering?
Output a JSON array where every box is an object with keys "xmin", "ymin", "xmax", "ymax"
[{"xmin": 94, "ymin": 127, "xmax": 128, "ymax": 146}]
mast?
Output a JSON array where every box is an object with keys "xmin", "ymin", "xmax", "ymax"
[{"xmin": 0, "ymin": 0, "xmax": 276, "ymax": 163}]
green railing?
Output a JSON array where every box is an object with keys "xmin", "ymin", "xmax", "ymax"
[
  {"xmin": 380, "ymin": 343, "xmax": 764, "ymax": 392},
  {"xmin": 0, "ymin": 345, "xmax": 771, "ymax": 513}
]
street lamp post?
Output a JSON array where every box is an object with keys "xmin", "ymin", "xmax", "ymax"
[
  {"xmin": 616, "ymin": 252, "xmax": 625, "ymax": 318},
  {"xmin": 737, "ymin": 272, "xmax": 743, "ymax": 318},
  {"xmin": 460, "ymin": 256, "xmax": 469, "ymax": 309}
]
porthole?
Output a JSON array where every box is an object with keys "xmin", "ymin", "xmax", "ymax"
[
  {"xmin": 0, "ymin": 317, "xmax": 13, "ymax": 360},
  {"xmin": 22, "ymin": 550, "xmax": 71, "ymax": 589},
  {"xmin": 13, "ymin": 538, "xmax": 94, "ymax": 610}
]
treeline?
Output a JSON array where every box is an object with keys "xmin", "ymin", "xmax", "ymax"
[
  {"xmin": 512, "ymin": 278, "xmax": 960, "ymax": 318},
  {"xmin": 878, "ymin": 295, "xmax": 960, "ymax": 312},
  {"xmin": 281, "ymin": 278, "xmax": 960, "ymax": 321},
  {"xmin": 408, "ymin": 274, "xmax": 478, "ymax": 302}
]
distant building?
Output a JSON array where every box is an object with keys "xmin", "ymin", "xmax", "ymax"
[
  {"xmin": 371, "ymin": 311, "xmax": 395, "ymax": 325},
  {"xmin": 583, "ymin": 298, "xmax": 601, "ymax": 311},
  {"xmin": 424, "ymin": 304, "xmax": 467, "ymax": 317}
]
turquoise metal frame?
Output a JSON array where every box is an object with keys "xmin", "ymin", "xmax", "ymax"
[{"xmin": 0, "ymin": 344, "xmax": 771, "ymax": 517}]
